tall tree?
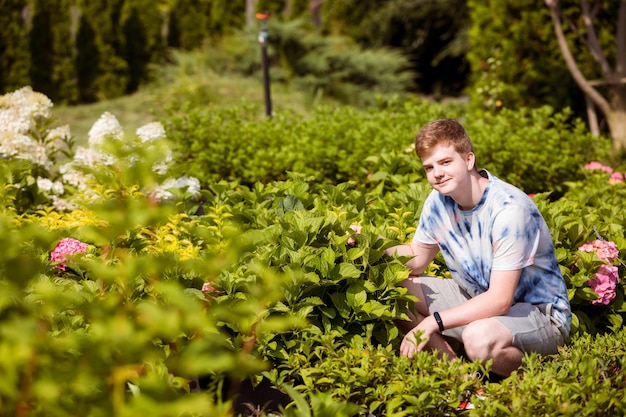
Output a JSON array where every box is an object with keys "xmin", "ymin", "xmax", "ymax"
[
  {"xmin": 30, "ymin": 0, "xmax": 79, "ymax": 103},
  {"xmin": 545, "ymin": 0, "xmax": 626, "ymax": 151},
  {"xmin": 0, "ymin": 0, "xmax": 31, "ymax": 93}
]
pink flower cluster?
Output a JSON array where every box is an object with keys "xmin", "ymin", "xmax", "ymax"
[
  {"xmin": 584, "ymin": 161, "xmax": 624, "ymax": 184},
  {"xmin": 50, "ymin": 238, "xmax": 89, "ymax": 270},
  {"xmin": 578, "ymin": 239, "xmax": 619, "ymax": 262},
  {"xmin": 578, "ymin": 239, "xmax": 621, "ymax": 305},
  {"xmin": 202, "ymin": 282, "xmax": 216, "ymax": 293}
]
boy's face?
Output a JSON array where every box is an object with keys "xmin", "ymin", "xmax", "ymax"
[{"xmin": 420, "ymin": 143, "xmax": 475, "ymax": 197}]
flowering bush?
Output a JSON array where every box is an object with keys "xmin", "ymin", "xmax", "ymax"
[
  {"xmin": 578, "ymin": 239, "xmax": 621, "ymax": 305},
  {"xmin": 50, "ymin": 237, "xmax": 89, "ymax": 271},
  {"xmin": 0, "ymin": 87, "xmax": 201, "ymax": 213},
  {"xmin": 584, "ymin": 160, "xmax": 625, "ymax": 185}
]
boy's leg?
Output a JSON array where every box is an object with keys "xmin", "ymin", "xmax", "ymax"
[
  {"xmin": 461, "ymin": 303, "xmax": 565, "ymax": 376},
  {"xmin": 398, "ymin": 275, "xmax": 466, "ymax": 359},
  {"xmin": 461, "ymin": 318, "xmax": 524, "ymax": 376}
]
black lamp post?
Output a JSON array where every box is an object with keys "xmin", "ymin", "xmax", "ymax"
[{"xmin": 256, "ymin": 12, "xmax": 272, "ymax": 117}]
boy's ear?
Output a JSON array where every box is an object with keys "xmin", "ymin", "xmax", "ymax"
[{"xmin": 466, "ymin": 152, "xmax": 476, "ymax": 170}]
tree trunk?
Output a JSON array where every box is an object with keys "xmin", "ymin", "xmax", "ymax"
[
  {"xmin": 310, "ymin": 0, "xmax": 323, "ymax": 28},
  {"xmin": 606, "ymin": 86, "xmax": 626, "ymax": 150},
  {"xmin": 545, "ymin": 0, "xmax": 626, "ymax": 150},
  {"xmin": 283, "ymin": 0, "xmax": 293, "ymax": 18},
  {"xmin": 246, "ymin": 0, "xmax": 257, "ymax": 29},
  {"xmin": 585, "ymin": 93, "xmax": 600, "ymax": 137}
]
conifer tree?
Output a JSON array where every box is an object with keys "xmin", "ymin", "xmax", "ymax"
[
  {"xmin": 121, "ymin": 0, "xmax": 166, "ymax": 93},
  {"xmin": 75, "ymin": 0, "xmax": 129, "ymax": 101},
  {"xmin": 0, "ymin": 0, "xmax": 31, "ymax": 93},
  {"xmin": 30, "ymin": 0, "xmax": 79, "ymax": 103}
]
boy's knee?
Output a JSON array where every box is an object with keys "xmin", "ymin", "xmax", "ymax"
[{"xmin": 461, "ymin": 320, "xmax": 505, "ymax": 360}]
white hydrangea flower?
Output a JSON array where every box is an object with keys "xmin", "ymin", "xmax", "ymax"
[
  {"xmin": 0, "ymin": 131, "xmax": 52, "ymax": 169},
  {"xmin": 0, "ymin": 131, "xmax": 32, "ymax": 156},
  {"xmin": 46, "ymin": 125, "xmax": 71, "ymax": 141},
  {"xmin": 88, "ymin": 112, "xmax": 124, "ymax": 147},
  {"xmin": 151, "ymin": 176, "xmax": 201, "ymax": 201},
  {"xmin": 0, "ymin": 86, "xmax": 53, "ymax": 134},
  {"xmin": 150, "ymin": 186, "xmax": 175, "ymax": 202},
  {"xmin": 50, "ymin": 195, "xmax": 77, "ymax": 212},
  {"xmin": 52, "ymin": 180, "xmax": 65, "ymax": 195},
  {"xmin": 171, "ymin": 176, "xmax": 201, "ymax": 196},
  {"xmin": 136, "ymin": 121, "xmax": 166, "ymax": 142},
  {"xmin": 0, "ymin": 106, "xmax": 31, "ymax": 134},
  {"xmin": 60, "ymin": 163, "xmax": 91, "ymax": 189},
  {"xmin": 73, "ymin": 146, "xmax": 115, "ymax": 166},
  {"xmin": 45, "ymin": 125, "xmax": 71, "ymax": 152},
  {"xmin": 152, "ymin": 150, "xmax": 173, "ymax": 175},
  {"xmin": 37, "ymin": 177, "xmax": 54, "ymax": 191},
  {"xmin": 37, "ymin": 177, "xmax": 65, "ymax": 195}
]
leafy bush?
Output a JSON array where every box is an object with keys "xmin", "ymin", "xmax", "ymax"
[
  {"xmin": 275, "ymin": 327, "xmax": 626, "ymax": 416},
  {"xmin": 163, "ymin": 97, "xmax": 461, "ymax": 187},
  {"xmin": 164, "ymin": 96, "xmax": 611, "ymax": 196},
  {"xmin": 535, "ymin": 165, "xmax": 626, "ymax": 335},
  {"xmin": 465, "ymin": 105, "xmax": 612, "ymax": 195}
]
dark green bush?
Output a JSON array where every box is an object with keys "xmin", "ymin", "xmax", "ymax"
[
  {"xmin": 165, "ymin": 98, "xmax": 611, "ymax": 195},
  {"xmin": 461, "ymin": 105, "xmax": 611, "ymax": 195},
  {"xmin": 164, "ymin": 98, "xmax": 461, "ymax": 187}
]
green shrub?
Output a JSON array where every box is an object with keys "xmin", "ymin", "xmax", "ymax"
[
  {"xmin": 274, "ymin": 327, "xmax": 626, "ymax": 416},
  {"xmin": 163, "ymin": 97, "xmax": 461, "ymax": 187},
  {"xmin": 465, "ymin": 105, "xmax": 612, "ymax": 195}
]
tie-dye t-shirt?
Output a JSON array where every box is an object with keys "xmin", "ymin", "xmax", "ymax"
[{"xmin": 413, "ymin": 170, "xmax": 571, "ymax": 334}]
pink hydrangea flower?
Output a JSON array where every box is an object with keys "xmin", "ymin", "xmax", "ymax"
[
  {"xmin": 584, "ymin": 161, "xmax": 613, "ymax": 173},
  {"xmin": 578, "ymin": 239, "xmax": 620, "ymax": 262},
  {"xmin": 50, "ymin": 238, "xmax": 89, "ymax": 270},
  {"xmin": 609, "ymin": 171, "xmax": 624, "ymax": 184},
  {"xmin": 578, "ymin": 239, "xmax": 621, "ymax": 305},
  {"xmin": 202, "ymin": 282, "xmax": 216, "ymax": 293},
  {"xmin": 587, "ymin": 264, "xmax": 619, "ymax": 305}
]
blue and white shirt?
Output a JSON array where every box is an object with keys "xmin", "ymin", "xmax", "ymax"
[{"xmin": 413, "ymin": 170, "xmax": 571, "ymax": 334}]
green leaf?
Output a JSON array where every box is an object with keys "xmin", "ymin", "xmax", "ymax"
[
  {"xmin": 346, "ymin": 282, "xmax": 367, "ymax": 308},
  {"xmin": 330, "ymin": 293, "xmax": 351, "ymax": 318},
  {"xmin": 334, "ymin": 262, "xmax": 362, "ymax": 279}
]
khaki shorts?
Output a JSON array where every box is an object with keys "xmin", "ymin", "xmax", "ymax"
[{"xmin": 417, "ymin": 276, "xmax": 566, "ymax": 355}]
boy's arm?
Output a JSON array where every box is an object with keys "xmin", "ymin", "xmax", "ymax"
[{"xmin": 386, "ymin": 240, "xmax": 439, "ymax": 276}]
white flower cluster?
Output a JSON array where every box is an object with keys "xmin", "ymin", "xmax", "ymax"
[
  {"xmin": 0, "ymin": 86, "xmax": 53, "ymax": 134},
  {"xmin": 0, "ymin": 87, "xmax": 202, "ymax": 211},
  {"xmin": 0, "ymin": 87, "xmax": 56, "ymax": 170},
  {"xmin": 87, "ymin": 111, "xmax": 124, "ymax": 146},
  {"xmin": 151, "ymin": 176, "xmax": 201, "ymax": 201},
  {"xmin": 136, "ymin": 122, "xmax": 166, "ymax": 142}
]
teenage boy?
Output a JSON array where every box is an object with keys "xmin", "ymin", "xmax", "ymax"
[{"xmin": 351, "ymin": 119, "xmax": 571, "ymax": 376}]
